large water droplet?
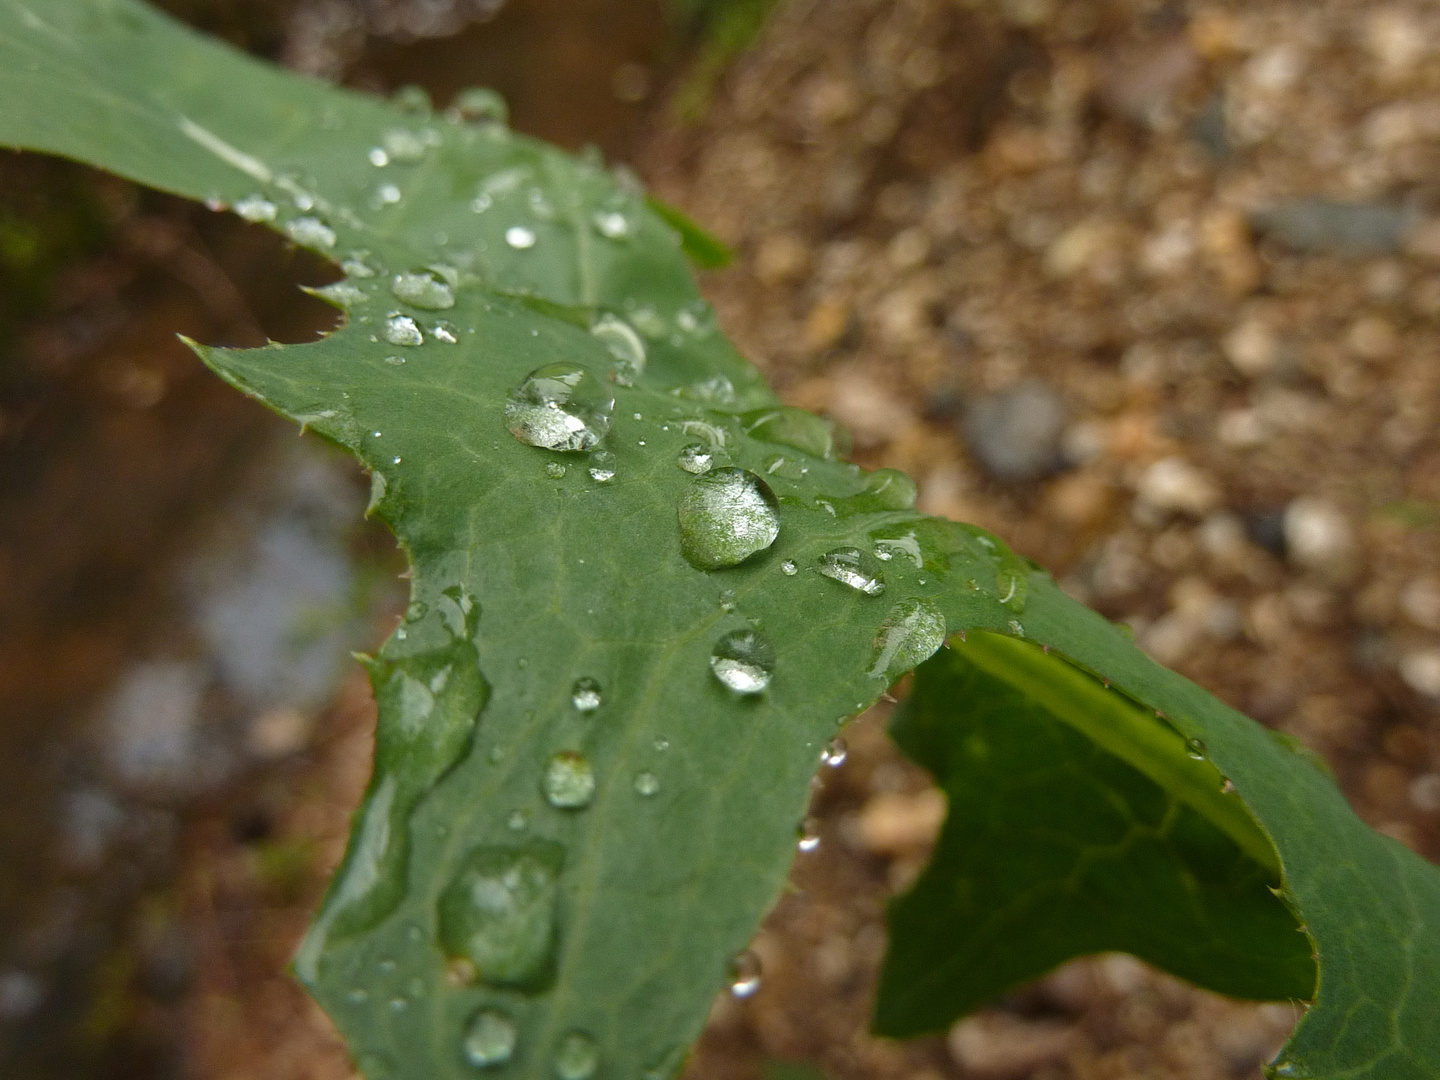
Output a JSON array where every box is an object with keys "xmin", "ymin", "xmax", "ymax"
[
  {"xmin": 437, "ymin": 842, "xmax": 562, "ymax": 989},
  {"xmin": 234, "ymin": 194, "xmax": 277, "ymax": 222},
  {"xmin": 634, "ymin": 771, "xmax": 660, "ymax": 797},
  {"xmin": 590, "ymin": 314, "xmax": 646, "ymax": 385},
  {"xmin": 677, "ymin": 468, "xmax": 781, "ymax": 570},
  {"xmin": 543, "ymin": 751, "xmax": 596, "ymax": 809},
  {"xmin": 505, "ymin": 364, "xmax": 614, "ymax": 452},
  {"xmin": 587, "ymin": 450, "xmax": 616, "ymax": 483},
  {"xmin": 383, "ymin": 313, "xmax": 425, "ymax": 346},
  {"xmin": 571, "ymin": 677, "xmax": 602, "ymax": 713},
  {"xmin": 676, "ymin": 443, "xmax": 713, "ymax": 474},
  {"xmin": 553, "ymin": 1031, "xmax": 599, "ymax": 1080},
  {"xmin": 593, "ymin": 210, "xmax": 630, "ymax": 239},
  {"xmin": 742, "ymin": 406, "xmax": 839, "ymax": 459},
  {"xmin": 709, "ymin": 629, "xmax": 776, "ymax": 694},
  {"xmin": 506, "ymin": 226, "xmax": 537, "ymax": 249},
  {"xmin": 818, "ymin": 548, "xmax": 886, "ymax": 596},
  {"xmin": 463, "ymin": 1009, "xmax": 518, "ymax": 1068},
  {"xmin": 391, "ymin": 269, "xmax": 455, "ymax": 310},
  {"xmin": 452, "ymin": 87, "xmax": 509, "ymax": 125},
  {"xmin": 286, "ymin": 216, "xmax": 336, "ymax": 249},
  {"xmin": 728, "ymin": 950, "xmax": 762, "ymax": 998},
  {"xmin": 869, "ymin": 598, "xmax": 946, "ymax": 682}
]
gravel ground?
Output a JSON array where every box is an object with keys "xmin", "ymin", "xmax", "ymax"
[{"xmin": 172, "ymin": 1, "xmax": 1440, "ymax": 1078}]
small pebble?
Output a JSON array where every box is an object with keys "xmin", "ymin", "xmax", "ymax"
[
  {"xmin": 947, "ymin": 1013, "xmax": 1079, "ymax": 1080},
  {"xmin": 1251, "ymin": 199, "xmax": 1414, "ymax": 255},
  {"xmin": 963, "ymin": 382, "xmax": 1069, "ymax": 482},
  {"xmin": 1398, "ymin": 649, "xmax": 1440, "ymax": 697},
  {"xmin": 1282, "ymin": 497, "xmax": 1354, "ymax": 572},
  {"xmin": 1136, "ymin": 457, "xmax": 1221, "ymax": 516}
]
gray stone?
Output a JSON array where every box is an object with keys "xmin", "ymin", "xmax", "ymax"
[
  {"xmin": 1251, "ymin": 199, "xmax": 1414, "ymax": 255},
  {"xmin": 962, "ymin": 381, "xmax": 1069, "ymax": 481}
]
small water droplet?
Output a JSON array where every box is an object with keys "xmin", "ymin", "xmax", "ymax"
[
  {"xmin": 437, "ymin": 842, "xmax": 562, "ymax": 988},
  {"xmin": 452, "ymin": 87, "xmax": 509, "ymax": 126},
  {"xmin": 505, "ymin": 364, "xmax": 614, "ymax": 452},
  {"xmin": 820, "ymin": 737, "xmax": 847, "ymax": 767},
  {"xmin": 234, "ymin": 194, "xmax": 277, "ymax": 222},
  {"xmin": 866, "ymin": 599, "xmax": 942, "ymax": 682},
  {"xmin": 678, "ymin": 468, "xmax": 781, "ymax": 570},
  {"xmin": 553, "ymin": 1031, "xmax": 599, "ymax": 1080},
  {"xmin": 727, "ymin": 950, "xmax": 762, "ymax": 998},
  {"xmin": 347, "ymin": 987, "xmax": 369, "ymax": 1004},
  {"xmin": 634, "ymin": 771, "xmax": 660, "ymax": 796},
  {"xmin": 507, "ymin": 809, "xmax": 529, "ymax": 831},
  {"xmin": 593, "ymin": 210, "xmax": 630, "ymax": 239},
  {"xmin": 506, "ymin": 225, "xmax": 537, "ymax": 249},
  {"xmin": 381, "ymin": 127, "xmax": 431, "ymax": 163},
  {"xmin": 780, "ymin": 560, "xmax": 798, "ymax": 576},
  {"xmin": 818, "ymin": 548, "xmax": 886, "ymax": 596},
  {"xmin": 589, "ymin": 314, "xmax": 646, "ymax": 385},
  {"xmin": 432, "ymin": 320, "xmax": 459, "ymax": 344},
  {"xmin": 389, "ymin": 996, "xmax": 408, "ymax": 1013},
  {"xmin": 587, "ymin": 450, "xmax": 616, "ymax": 482},
  {"xmin": 391, "ymin": 269, "xmax": 455, "ymax": 310},
  {"xmin": 1270, "ymin": 1061, "xmax": 1305, "ymax": 1079},
  {"xmin": 382, "ymin": 313, "xmax": 425, "ymax": 346},
  {"xmin": 342, "ymin": 251, "xmax": 380, "ymax": 278},
  {"xmin": 368, "ymin": 147, "xmax": 389, "ymax": 167},
  {"xmin": 676, "ymin": 442, "xmax": 713, "ymax": 474},
  {"xmin": 392, "ymin": 84, "xmax": 432, "ymax": 114},
  {"xmin": 1007, "ymin": 619, "xmax": 1025, "ymax": 637},
  {"xmin": 314, "ymin": 280, "xmax": 369, "ymax": 307},
  {"xmin": 543, "ymin": 751, "xmax": 596, "ymax": 809},
  {"xmin": 571, "ymin": 677, "xmax": 602, "ymax": 712},
  {"xmin": 286, "ymin": 216, "xmax": 336, "ymax": 249},
  {"xmin": 392, "ymin": 456, "xmax": 402, "ymax": 465},
  {"xmin": 378, "ymin": 958, "xmax": 397, "ymax": 973},
  {"xmin": 545, "ymin": 462, "xmax": 568, "ymax": 479},
  {"xmin": 710, "ymin": 629, "xmax": 776, "ymax": 694},
  {"xmin": 1186, "ymin": 738, "xmax": 1207, "ymax": 760},
  {"xmin": 797, "ymin": 819, "xmax": 821, "ymax": 853},
  {"xmin": 463, "ymin": 1009, "xmax": 518, "ymax": 1068},
  {"xmin": 653, "ymin": 737, "xmax": 670, "ymax": 751},
  {"xmin": 373, "ymin": 183, "xmax": 403, "ymax": 207}
]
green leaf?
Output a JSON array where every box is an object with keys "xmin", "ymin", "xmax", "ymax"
[
  {"xmin": 876, "ymin": 633, "xmax": 1316, "ymax": 1036},
  {"xmin": 3, "ymin": 4, "xmax": 1438, "ymax": 1080}
]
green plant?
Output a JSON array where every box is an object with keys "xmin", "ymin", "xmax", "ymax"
[{"xmin": 2, "ymin": 2, "xmax": 1437, "ymax": 1078}]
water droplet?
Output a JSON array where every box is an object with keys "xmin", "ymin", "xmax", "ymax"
[
  {"xmin": 286, "ymin": 216, "xmax": 336, "ymax": 249},
  {"xmin": 504, "ymin": 364, "xmax": 614, "ymax": 452},
  {"xmin": 727, "ymin": 950, "xmax": 762, "ymax": 998},
  {"xmin": 634, "ymin": 771, "xmax": 660, "ymax": 796},
  {"xmin": 868, "ymin": 598, "xmax": 946, "ymax": 681},
  {"xmin": 368, "ymin": 147, "xmax": 390, "ymax": 167},
  {"xmin": 390, "ymin": 269, "xmax": 455, "ymax": 310},
  {"xmin": 314, "ymin": 280, "xmax": 369, "ymax": 307},
  {"xmin": 590, "ymin": 314, "xmax": 646, "ymax": 384},
  {"xmin": 433, "ymin": 320, "xmax": 459, "ymax": 344},
  {"xmin": 718, "ymin": 589, "xmax": 737, "ymax": 613},
  {"xmin": 818, "ymin": 548, "xmax": 886, "ymax": 596},
  {"xmin": 796, "ymin": 819, "xmax": 821, "ymax": 853},
  {"xmin": 678, "ymin": 468, "xmax": 781, "ymax": 570},
  {"xmin": 676, "ymin": 374, "xmax": 736, "ymax": 404},
  {"xmin": 676, "ymin": 442, "xmax": 713, "ymax": 474},
  {"xmin": 463, "ymin": 1009, "xmax": 518, "ymax": 1068},
  {"xmin": 392, "ymin": 84, "xmax": 432, "ymax": 114},
  {"xmin": 587, "ymin": 450, "xmax": 616, "ymax": 482},
  {"xmin": 452, "ymin": 87, "xmax": 509, "ymax": 126},
  {"xmin": 507, "ymin": 809, "xmax": 529, "ymax": 831},
  {"xmin": 553, "ymin": 1031, "xmax": 599, "ymax": 1080},
  {"xmin": 1007, "ymin": 619, "xmax": 1025, "ymax": 637},
  {"xmin": 742, "ymin": 406, "xmax": 838, "ymax": 459},
  {"xmin": 383, "ymin": 313, "xmax": 425, "ymax": 346},
  {"xmin": 389, "ymin": 996, "xmax": 408, "ymax": 1012},
  {"xmin": 820, "ymin": 738, "xmax": 848, "ymax": 767},
  {"xmin": 780, "ymin": 560, "xmax": 798, "ymax": 576},
  {"xmin": 382, "ymin": 127, "xmax": 430, "ymax": 163},
  {"xmin": 1270, "ymin": 1062, "xmax": 1305, "ymax": 1079},
  {"xmin": 506, "ymin": 225, "xmax": 537, "ymax": 249},
  {"xmin": 374, "ymin": 183, "xmax": 402, "ymax": 207},
  {"xmin": 709, "ymin": 629, "xmax": 776, "ymax": 694},
  {"xmin": 571, "ymin": 677, "xmax": 602, "ymax": 713},
  {"xmin": 653, "ymin": 737, "xmax": 670, "ymax": 751},
  {"xmin": 347, "ymin": 987, "xmax": 369, "ymax": 1004},
  {"xmin": 545, "ymin": 462, "xmax": 568, "ymax": 479},
  {"xmin": 543, "ymin": 751, "xmax": 596, "ymax": 809},
  {"xmin": 342, "ymin": 251, "xmax": 380, "ymax": 278},
  {"xmin": 1186, "ymin": 738, "xmax": 1208, "ymax": 760},
  {"xmin": 437, "ymin": 842, "xmax": 562, "ymax": 988},
  {"xmin": 872, "ymin": 531, "xmax": 923, "ymax": 568},
  {"xmin": 234, "ymin": 194, "xmax": 277, "ymax": 222},
  {"xmin": 593, "ymin": 210, "xmax": 630, "ymax": 239}
]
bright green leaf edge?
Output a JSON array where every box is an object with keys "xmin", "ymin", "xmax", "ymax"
[{"xmin": 1, "ymin": 3, "xmax": 1437, "ymax": 1079}]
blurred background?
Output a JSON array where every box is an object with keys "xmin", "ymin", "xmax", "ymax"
[{"xmin": 2, "ymin": 0, "xmax": 1439, "ymax": 1078}]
